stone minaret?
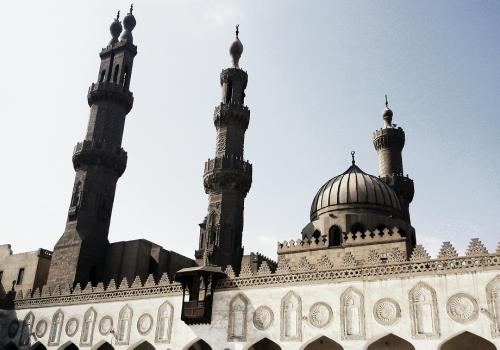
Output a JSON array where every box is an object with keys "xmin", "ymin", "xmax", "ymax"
[
  {"xmin": 47, "ymin": 9, "xmax": 137, "ymax": 287},
  {"xmin": 373, "ymin": 96, "xmax": 414, "ymax": 222},
  {"xmin": 196, "ymin": 26, "xmax": 252, "ymax": 272}
]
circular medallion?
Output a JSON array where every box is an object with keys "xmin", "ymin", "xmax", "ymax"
[
  {"xmin": 8, "ymin": 320, "xmax": 19, "ymax": 338},
  {"xmin": 65, "ymin": 318, "xmax": 79, "ymax": 337},
  {"xmin": 253, "ymin": 306, "xmax": 274, "ymax": 330},
  {"xmin": 99, "ymin": 316, "xmax": 113, "ymax": 335},
  {"xmin": 447, "ymin": 293, "xmax": 478, "ymax": 323},
  {"xmin": 35, "ymin": 320, "xmax": 48, "ymax": 338},
  {"xmin": 309, "ymin": 302, "xmax": 332, "ymax": 328},
  {"xmin": 373, "ymin": 298, "xmax": 401, "ymax": 326},
  {"xmin": 137, "ymin": 314, "xmax": 153, "ymax": 335}
]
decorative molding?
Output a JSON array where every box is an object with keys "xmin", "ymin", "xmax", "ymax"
[
  {"xmin": 342, "ymin": 252, "xmax": 358, "ymax": 268},
  {"xmin": 297, "ymin": 257, "xmax": 314, "ymax": 272},
  {"xmin": 253, "ymin": 306, "xmax": 274, "ymax": 331},
  {"xmin": 373, "ymin": 298, "xmax": 401, "ymax": 326},
  {"xmin": 35, "ymin": 319, "xmax": 48, "ymax": 338},
  {"xmin": 486, "ymin": 275, "xmax": 500, "ymax": 337},
  {"xmin": 309, "ymin": 302, "xmax": 332, "ymax": 328},
  {"xmin": 446, "ymin": 293, "xmax": 479, "ymax": 324},
  {"xmin": 80, "ymin": 307, "xmax": 97, "ymax": 346},
  {"xmin": 137, "ymin": 314, "xmax": 154, "ymax": 335},
  {"xmin": 227, "ymin": 293, "xmax": 249, "ymax": 342},
  {"xmin": 155, "ymin": 301, "xmax": 173, "ymax": 344},
  {"xmin": 98, "ymin": 316, "xmax": 113, "ymax": 336},
  {"xmin": 280, "ymin": 291, "xmax": 302, "ymax": 341},
  {"xmin": 239, "ymin": 263, "xmax": 254, "ymax": 277},
  {"xmin": 116, "ymin": 304, "xmax": 133, "ymax": 345},
  {"xmin": 466, "ymin": 238, "xmax": 489, "ymax": 256},
  {"xmin": 65, "ymin": 318, "xmax": 79, "ymax": 337},
  {"xmin": 316, "ymin": 255, "xmax": 334, "ymax": 271},
  {"xmin": 257, "ymin": 261, "xmax": 272, "ymax": 275},
  {"xmin": 410, "ymin": 245, "xmax": 431, "ymax": 262},
  {"xmin": 225, "ymin": 265, "xmax": 236, "ymax": 279},
  {"xmin": 409, "ymin": 281, "xmax": 440, "ymax": 339},
  {"xmin": 48, "ymin": 309, "xmax": 64, "ymax": 346},
  {"xmin": 340, "ymin": 287, "xmax": 365, "ymax": 340}
]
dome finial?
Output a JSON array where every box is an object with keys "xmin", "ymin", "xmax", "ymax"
[
  {"xmin": 109, "ymin": 10, "xmax": 123, "ymax": 45},
  {"xmin": 129, "ymin": 4, "xmax": 133, "ymax": 14},
  {"xmin": 381, "ymin": 94, "xmax": 393, "ymax": 128},
  {"xmin": 351, "ymin": 151, "xmax": 356, "ymax": 165},
  {"xmin": 120, "ymin": 4, "xmax": 136, "ymax": 44},
  {"xmin": 230, "ymin": 24, "xmax": 244, "ymax": 68}
]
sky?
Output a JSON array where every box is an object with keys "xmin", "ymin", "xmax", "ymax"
[{"xmin": 0, "ymin": 1, "xmax": 499, "ymax": 260}]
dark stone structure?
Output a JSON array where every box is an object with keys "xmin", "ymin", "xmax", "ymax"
[{"xmin": 196, "ymin": 27, "xmax": 252, "ymax": 272}]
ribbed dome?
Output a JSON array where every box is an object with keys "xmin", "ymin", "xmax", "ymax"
[{"xmin": 310, "ymin": 164, "xmax": 402, "ymax": 220}]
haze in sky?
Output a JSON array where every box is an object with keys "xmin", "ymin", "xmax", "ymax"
[{"xmin": 0, "ymin": 1, "xmax": 499, "ymax": 260}]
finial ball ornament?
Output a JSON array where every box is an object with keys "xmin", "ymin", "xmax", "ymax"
[
  {"xmin": 110, "ymin": 17, "xmax": 123, "ymax": 40},
  {"xmin": 230, "ymin": 24, "xmax": 244, "ymax": 68},
  {"xmin": 123, "ymin": 11, "xmax": 136, "ymax": 32}
]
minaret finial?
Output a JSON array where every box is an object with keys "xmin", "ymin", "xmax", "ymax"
[
  {"xmin": 385, "ymin": 94, "xmax": 389, "ymax": 108},
  {"xmin": 129, "ymin": 4, "xmax": 133, "ymax": 14},
  {"xmin": 236, "ymin": 24, "xmax": 239, "ymax": 38},
  {"xmin": 351, "ymin": 151, "xmax": 356, "ymax": 165},
  {"xmin": 230, "ymin": 24, "xmax": 244, "ymax": 68},
  {"xmin": 116, "ymin": 10, "xmax": 120, "ymax": 21}
]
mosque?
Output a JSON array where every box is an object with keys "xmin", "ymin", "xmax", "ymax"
[{"xmin": 1, "ymin": 8, "xmax": 499, "ymax": 350}]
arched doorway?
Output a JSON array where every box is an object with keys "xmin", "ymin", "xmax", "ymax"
[
  {"xmin": 367, "ymin": 334, "xmax": 414, "ymax": 350},
  {"xmin": 130, "ymin": 341, "xmax": 155, "ymax": 350},
  {"xmin": 59, "ymin": 343, "xmax": 79, "ymax": 350},
  {"xmin": 93, "ymin": 341, "xmax": 113, "ymax": 350},
  {"xmin": 304, "ymin": 336, "xmax": 343, "ymax": 350},
  {"xmin": 186, "ymin": 339, "xmax": 211, "ymax": 350},
  {"xmin": 440, "ymin": 332, "xmax": 496, "ymax": 350},
  {"xmin": 248, "ymin": 338, "xmax": 281, "ymax": 350},
  {"xmin": 31, "ymin": 342, "xmax": 47, "ymax": 350}
]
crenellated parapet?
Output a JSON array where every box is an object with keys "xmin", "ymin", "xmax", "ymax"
[
  {"xmin": 373, "ymin": 127, "xmax": 405, "ymax": 151},
  {"xmin": 72, "ymin": 140, "xmax": 128, "ymax": 176}
]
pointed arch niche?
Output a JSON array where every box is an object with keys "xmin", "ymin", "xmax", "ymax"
[
  {"xmin": 486, "ymin": 275, "xmax": 500, "ymax": 337},
  {"xmin": 439, "ymin": 331, "xmax": 496, "ymax": 350},
  {"xmin": 340, "ymin": 287, "xmax": 365, "ymax": 340},
  {"xmin": 19, "ymin": 312, "xmax": 35, "ymax": 346},
  {"xmin": 129, "ymin": 340, "xmax": 155, "ymax": 350},
  {"xmin": 116, "ymin": 305, "xmax": 133, "ymax": 345},
  {"xmin": 155, "ymin": 300, "xmax": 173, "ymax": 343},
  {"xmin": 303, "ymin": 336, "xmax": 343, "ymax": 350},
  {"xmin": 228, "ymin": 293, "xmax": 249, "ymax": 341},
  {"xmin": 409, "ymin": 282, "xmax": 439, "ymax": 338},
  {"xmin": 367, "ymin": 334, "xmax": 415, "ymax": 350},
  {"xmin": 280, "ymin": 291, "xmax": 302, "ymax": 341},
  {"xmin": 80, "ymin": 307, "xmax": 97, "ymax": 346},
  {"xmin": 248, "ymin": 338, "xmax": 281, "ymax": 350},
  {"xmin": 48, "ymin": 309, "xmax": 64, "ymax": 346},
  {"xmin": 91, "ymin": 341, "xmax": 114, "ymax": 350}
]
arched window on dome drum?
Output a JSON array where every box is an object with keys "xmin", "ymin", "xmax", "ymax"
[{"xmin": 329, "ymin": 225, "xmax": 342, "ymax": 247}]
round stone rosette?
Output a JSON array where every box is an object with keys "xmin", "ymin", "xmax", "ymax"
[
  {"xmin": 99, "ymin": 316, "xmax": 113, "ymax": 335},
  {"xmin": 253, "ymin": 306, "xmax": 274, "ymax": 330},
  {"xmin": 447, "ymin": 293, "xmax": 479, "ymax": 323},
  {"xmin": 35, "ymin": 320, "xmax": 48, "ymax": 338},
  {"xmin": 373, "ymin": 298, "xmax": 401, "ymax": 326},
  {"xmin": 66, "ymin": 318, "xmax": 79, "ymax": 336},
  {"xmin": 309, "ymin": 302, "xmax": 332, "ymax": 328},
  {"xmin": 137, "ymin": 313, "xmax": 153, "ymax": 335}
]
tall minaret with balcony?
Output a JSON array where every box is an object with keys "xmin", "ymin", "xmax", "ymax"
[
  {"xmin": 373, "ymin": 96, "xmax": 414, "ymax": 222},
  {"xmin": 196, "ymin": 26, "xmax": 252, "ymax": 272},
  {"xmin": 47, "ymin": 8, "xmax": 137, "ymax": 287}
]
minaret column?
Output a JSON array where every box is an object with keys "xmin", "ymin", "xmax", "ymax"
[{"xmin": 196, "ymin": 27, "xmax": 252, "ymax": 272}]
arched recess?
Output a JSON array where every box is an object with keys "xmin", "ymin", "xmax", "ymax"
[
  {"xmin": 248, "ymin": 338, "xmax": 281, "ymax": 350},
  {"xmin": 303, "ymin": 335, "xmax": 343, "ymax": 350},
  {"xmin": 128, "ymin": 340, "xmax": 155, "ymax": 350},
  {"xmin": 439, "ymin": 331, "xmax": 496, "ymax": 350},
  {"xmin": 91, "ymin": 340, "xmax": 114, "ymax": 350},
  {"xmin": 1, "ymin": 342, "xmax": 19, "ymax": 350},
  {"xmin": 366, "ymin": 334, "xmax": 415, "ymax": 350},
  {"xmin": 184, "ymin": 339, "xmax": 211, "ymax": 350},
  {"xmin": 58, "ymin": 342, "xmax": 79, "ymax": 350},
  {"xmin": 31, "ymin": 342, "xmax": 47, "ymax": 350}
]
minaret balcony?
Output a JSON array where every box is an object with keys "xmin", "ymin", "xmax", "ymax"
[
  {"xmin": 87, "ymin": 82, "xmax": 134, "ymax": 113},
  {"xmin": 72, "ymin": 140, "xmax": 128, "ymax": 176},
  {"xmin": 214, "ymin": 103, "xmax": 250, "ymax": 129},
  {"xmin": 373, "ymin": 127, "xmax": 405, "ymax": 150},
  {"xmin": 203, "ymin": 156, "xmax": 252, "ymax": 195}
]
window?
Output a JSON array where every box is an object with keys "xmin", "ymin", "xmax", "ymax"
[
  {"xmin": 17, "ymin": 268, "xmax": 25, "ymax": 285},
  {"xmin": 329, "ymin": 225, "xmax": 342, "ymax": 247}
]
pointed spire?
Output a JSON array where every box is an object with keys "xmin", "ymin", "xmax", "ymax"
[
  {"xmin": 351, "ymin": 151, "xmax": 356, "ymax": 165},
  {"xmin": 230, "ymin": 24, "xmax": 244, "ymax": 68},
  {"xmin": 381, "ymin": 94, "xmax": 393, "ymax": 127}
]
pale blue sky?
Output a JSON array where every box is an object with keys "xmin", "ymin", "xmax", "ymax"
[{"xmin": 0, "ymin": 1, "xmax": 499, "ymax": 259}]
